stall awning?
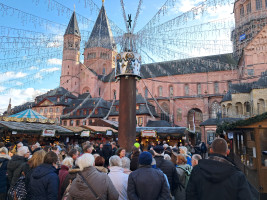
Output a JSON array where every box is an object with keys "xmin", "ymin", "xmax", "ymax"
[
  {"xmin": 136, "ymin": 127, "xmax": 186, "ymax": 137},
  {"xmin": 0, "ymin": 121, "xmax": 73, "ymax": 135},
  {"xmin": 81, "ymin": 125, "xmax": 118, "ymax": 133},
  {"xmin": 62, "ymin": 126, "xmax": 88, "ymax": 133}
]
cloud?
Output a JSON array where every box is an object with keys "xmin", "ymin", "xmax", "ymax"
[
  {"xmin": 29, "ymin": 66, "xmax": 38, "ymax": 70},
  {"xmin": 0, "ymin": 71, "xmax": 27, "ymax": 82},
  {"xmin": 47, "ymin": 58, "xmax": 62, "ymax": 65},
  {"xmin": 40, "ymin": 67, "xmax": 60, "ymax": 73},
  {"xmin": 34, "ymin": 72, "xmax": 42, "ymax": 79},
  {"xmin": 0, "ymin": 88, "xmax": 49, "ymax": 115}
]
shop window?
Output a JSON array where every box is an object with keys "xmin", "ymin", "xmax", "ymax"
[
  {"xmin": 44, "ymin": 108, "xmax": 48, "ymax": 113},
  {"xmin": 76, "ymin": 120, "xmax": 80, "ymax": 126},
  {"xmin": 63, "ymin": 121, "xmax": 67, "ymax": 126},
  {"xmin": 40, "ymin": 108, "xmax": 43, "ymax": 113},
  {"xmin": 70, "ymin": 120, "xmax": 73, "ymax": 126},
  {"xmin": 83, "ymin": 120, "xmax": 86, "ymax": 125}
]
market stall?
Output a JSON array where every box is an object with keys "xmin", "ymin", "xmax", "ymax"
[{"xmin": 217, "ymin": 112, "xmax": 267, "ymax": 199}]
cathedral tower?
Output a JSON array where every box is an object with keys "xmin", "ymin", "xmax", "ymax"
[
  {"xmin": 60, "ymin": 11, "xmax": 81, "ymax": 96},
  {"xmin": 83, "ymin": 3, "xmax": 117, "ymax": 76}
]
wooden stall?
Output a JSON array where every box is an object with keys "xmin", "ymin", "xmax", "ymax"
[{"xmin": 218, "ymin": 113, "xmax": 267, "ymax": 199}]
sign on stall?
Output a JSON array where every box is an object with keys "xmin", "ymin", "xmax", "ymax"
[
  {"xmin": 12, "ymin": 131, "xmax": 17, "ymax": 135},
  {"xmin": 141, "ymin": 130, "xmax": 157, "ymax": 137},
  {"xmin": 42, "ymin": 129, "xmax": 56, "ymax": 137},
  {"xmin": 106, "ymin": 130, "xmax": 113, "ymax": 136},
  {"xmin": 81, "ymin": 131, "xmax": 90, "ymax": 137}
]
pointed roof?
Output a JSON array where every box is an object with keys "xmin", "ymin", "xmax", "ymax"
[
  {"xmin": 9, "ymin": 109, "xmax": 47, "ymax": 119},
  {"xmin": 64, "ymin": 11, "xmax": 81, "ymax": 37},
  {"xmin": 86, "ymin": 5, "xmax": 116, "ymax": 50}
]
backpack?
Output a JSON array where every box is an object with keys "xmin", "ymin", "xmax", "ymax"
[
  {"xmin": 7, "ymin": 175, "xmax": 27, "ymax": 200},
  {"xmin": 176, "ymin": 166, "xmax": 191, "ymax": 188}
]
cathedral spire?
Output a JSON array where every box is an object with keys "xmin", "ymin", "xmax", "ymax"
[
  {"xmin": 86, "ymin": 4, "xmax": 116, "ymax": 50},
  {"xmin": 64, "ymin": 11, "xmax": 80, "ymax": 37}
]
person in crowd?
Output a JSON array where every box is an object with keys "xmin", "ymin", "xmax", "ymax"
[
  {"xmin": 111, "ymin": 142, "xmax": 117, "ymax": 155},
  {"xmin": 30, "ymin": 151, "xmax": 59, "ymax": 200},
  {"xmin": 58, "ymin": 157, "xmax": 73, "ymax": 200},
  {"xmin": 116, "ymin": 148, "xmax": 126, "ymax": 159},
  {"xmin": 163, "ymin": 143, "xmax": 169, "ymax": 151},
  {"xmin": 0, "ymin": 142, "xmax": 4, "ymax": 148},
  {"xmin": 44, "ymin": 145, "xmax": 52, "ymax": 152},
  {"xmin": 164, "ymin": 154, "xmax": 171, "ymax": 161},
  {"xmin": 52, "ymin": 146, "xmax": 61, "ymax": 168},
  {"xmin": 174, "ymin": 154, "xmax": 192, "ymax": 200},
  {"xmin": 147, "ymin": 141, "xmax": 155, "ymax": 151},
  {"xmin": 60, "ymin": 148, "xmax": 67, "ymax": 161},
  {"xmin": 23, "ymin": 150, "xmax": 46, "ymax": 199},
  {"xmin": 154, "ymin": 145, "xmax": 180, "ymax": 197},
  {"xmin": 130, "ymin": 146, "xmax": 140, "ymax": 171},
  {"xmin": 7, "ymin": 146, "xmax": 30, "ymax": 186},
  {"xmin": 121, "ymin": 157, "xmax": 131, "ymax": 175},
  {"xmin": 191, "ymin": 154, "xmax": 202, "ymax": 167},
  {"xmin": 68, "ymin": 148, "xmax": 79, "ymax": 167},
  {"xmin": 67, "ymin": 153, "xmax": 119, "ymax": 200},
  {"xmin": 31, "ymin": 142, "xmax": 41, "ymax": 154},
  {"xmin": 95, "ymin": 143, "xmax": 103, "ymax": 157},
  {"xmin": 16, "ymin": 142, "xmax": 23, "ymax": 151},
  {"xmin": 185, "ymin": 141, "xmax": 195, "ymax": 154},
  {"xmin": 94, "ymin": 156, "xmax": 108, "ymax": 173},
  {"xmin": 83, "ymin": 144, "xmax": 93, "ymax": 154},
  {"xmin": 102, "ymin": 142, "xmax": 113, "ymax": 167},
  {"xmin": 0, "ymin": 147, "xmax": 11, "ymax": 200},
  {"xmin": 179, "ymin": 146, "xmax": 192, "ymax": 166},
  {"xmin": 108, "ymin": 155, "xmax": 129, "ymax": 200},
  {"xmin": 186, "ymin": 138, "xmax": 256, "ymax": 200},
  {"xmin": 127, "ymin": 151, "xmax": 171, "ymax": 200},
  {"xmin": 200, "ymin": 141, "xmax": 207, "ymax": 159}
]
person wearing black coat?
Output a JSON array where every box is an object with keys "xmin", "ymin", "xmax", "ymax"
[
  {"xmin": 30, "ymin": 151, "xmax": 59, "ymax": 200},
  {"xmin": 0, "ymin": 147, "xmax": 11, "ymax": 200},
  {"xmin": 154, "ymin": 146, "xmax": 180, "ymax": 197},
  {"xmin": 7, "ymin": 146, "xmax": 30, "ymax": 186},
  {"xmin": 186, "ymin": 138, "xmax": 257, "ymax": 200},
  {"xmin": 130, "ymin": 147, "xmax": 140, "ymax": 171},
  {"xmin": 128, "ymin": 152, "xmax": 171, "ymax": 200},
  {"xmin": 102, "ymin": 142, "xmax": 113, "ymax": 167}
]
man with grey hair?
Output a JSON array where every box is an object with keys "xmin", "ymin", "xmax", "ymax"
[
  {"xmin": 108, "ymin": 155, "xmax": 129, "ymax": 200},
  {"xmin": 7, "ymin": 146, "xmax": 30, "ymax": 186},
  {"xmin": 121, "ymin": 157, "xmax": 131, "ymax": 175},
  {"xmin": 186, "ymin": 138, "xmax": 257, "ymax": 200},
  {"xmin": 191, "ymin": 154, "xmax": 202, "ymax": 167}
]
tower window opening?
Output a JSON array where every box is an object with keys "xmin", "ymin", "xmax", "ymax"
[
  {"xmin": 240, "ymin": 5, "xmax": 244, "ymax": 17},
  {"xmin": 247, "ymin": 2, "xmax": 251, "ymax": 13},
  {"xmin": 256, "ymin": 0, "xmax": 262, "ymax": 10}
]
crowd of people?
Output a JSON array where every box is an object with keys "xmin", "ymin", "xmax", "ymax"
[{"xmin": 0, "ymin": 138, "xmax": 257, "ymax": 200}]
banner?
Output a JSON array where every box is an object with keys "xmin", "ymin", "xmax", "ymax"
[
  {"xmin": 106, "ymin": 130, "xmax": 112, "ymax": 136},
  {"xmin": 81, "ymin": 131, "xmax": 90, "ymax": 137},
  {"xmin": 141, "ymin": 130, "xmax": 157, "ymax": 137},
  {"xmin": 42, "ymin": 129, "xmax": 55, "ymax": 137}
]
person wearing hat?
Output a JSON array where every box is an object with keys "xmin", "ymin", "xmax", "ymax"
[
  {"xmin": 127, "ymin": 151, "xmax": 171, "ymax": 200},
  {"xmin": 153, "ymin": 145, "xmax": 180, "ymax": 197}
]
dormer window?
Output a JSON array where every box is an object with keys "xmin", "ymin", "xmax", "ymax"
[
  {"xmin": 65, "ymin": 98, "xmax": 68, "ymax": 103},
  {"xmin": 57, "ymin": 97, "xmax": 60, "ymax": 102},
  {"xmin": 136, "ymin": 105, "xmax": 140, "ymax": 110}
]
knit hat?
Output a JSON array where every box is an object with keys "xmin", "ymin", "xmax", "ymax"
[
  {"xmin": 139, "ymin": 152, "xmax": 152, "ymax": 165},
  {"xmin": 134, "ymin": 142, "xmax": 140, "ymax": 148},
  {"xmin": 153, "ymin": 145, "xmax": 164, "ymax": 154}
]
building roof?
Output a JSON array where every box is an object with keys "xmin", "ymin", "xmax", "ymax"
[
  {"xmin": 136, "ymin": 127, "xmax": 186, "ymax": 134},
  {"xmin": 81, "ymin": 125, "xmax": 118, "ymax": 133},
  {"xmin": 9, "ymin": 109, "xmax": 47, "ymax": 119},
  {"xmin": 101, "ymin": 53, "xmax": 237, "ymax": 83},
  {"xmin": 200, "ymin": 117, "xmax": 241, "ymax": 126},
  {"xmin": 85, "ymin": 5, "xmax": 116, "ymax": 50},
  {"xmin": 64, "ymin": 11, "xmax": 81, "ymax": 37},
  {"xmin": 0, "ymin": 121, "xmax": 73, "ymax": 135},
  {"xmin": 221, "ymin": 91, "xmax": 232, "ymax": 102},
  {"xmin": 8, "ymin": 102, "xmax": 36, "ymax": 115},
  {"xmin": 146, "ymin": 120, "xmax": 173, "ymax": 127}
]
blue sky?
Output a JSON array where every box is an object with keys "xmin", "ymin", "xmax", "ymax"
[{"xmin": 0, "ymin": 0, "xmax": 234, "ymax": 114}]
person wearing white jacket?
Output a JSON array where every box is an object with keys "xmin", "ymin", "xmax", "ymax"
[{"xmin": 108, "ymin": 155, "xmax": 129, "ymax": 200}]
